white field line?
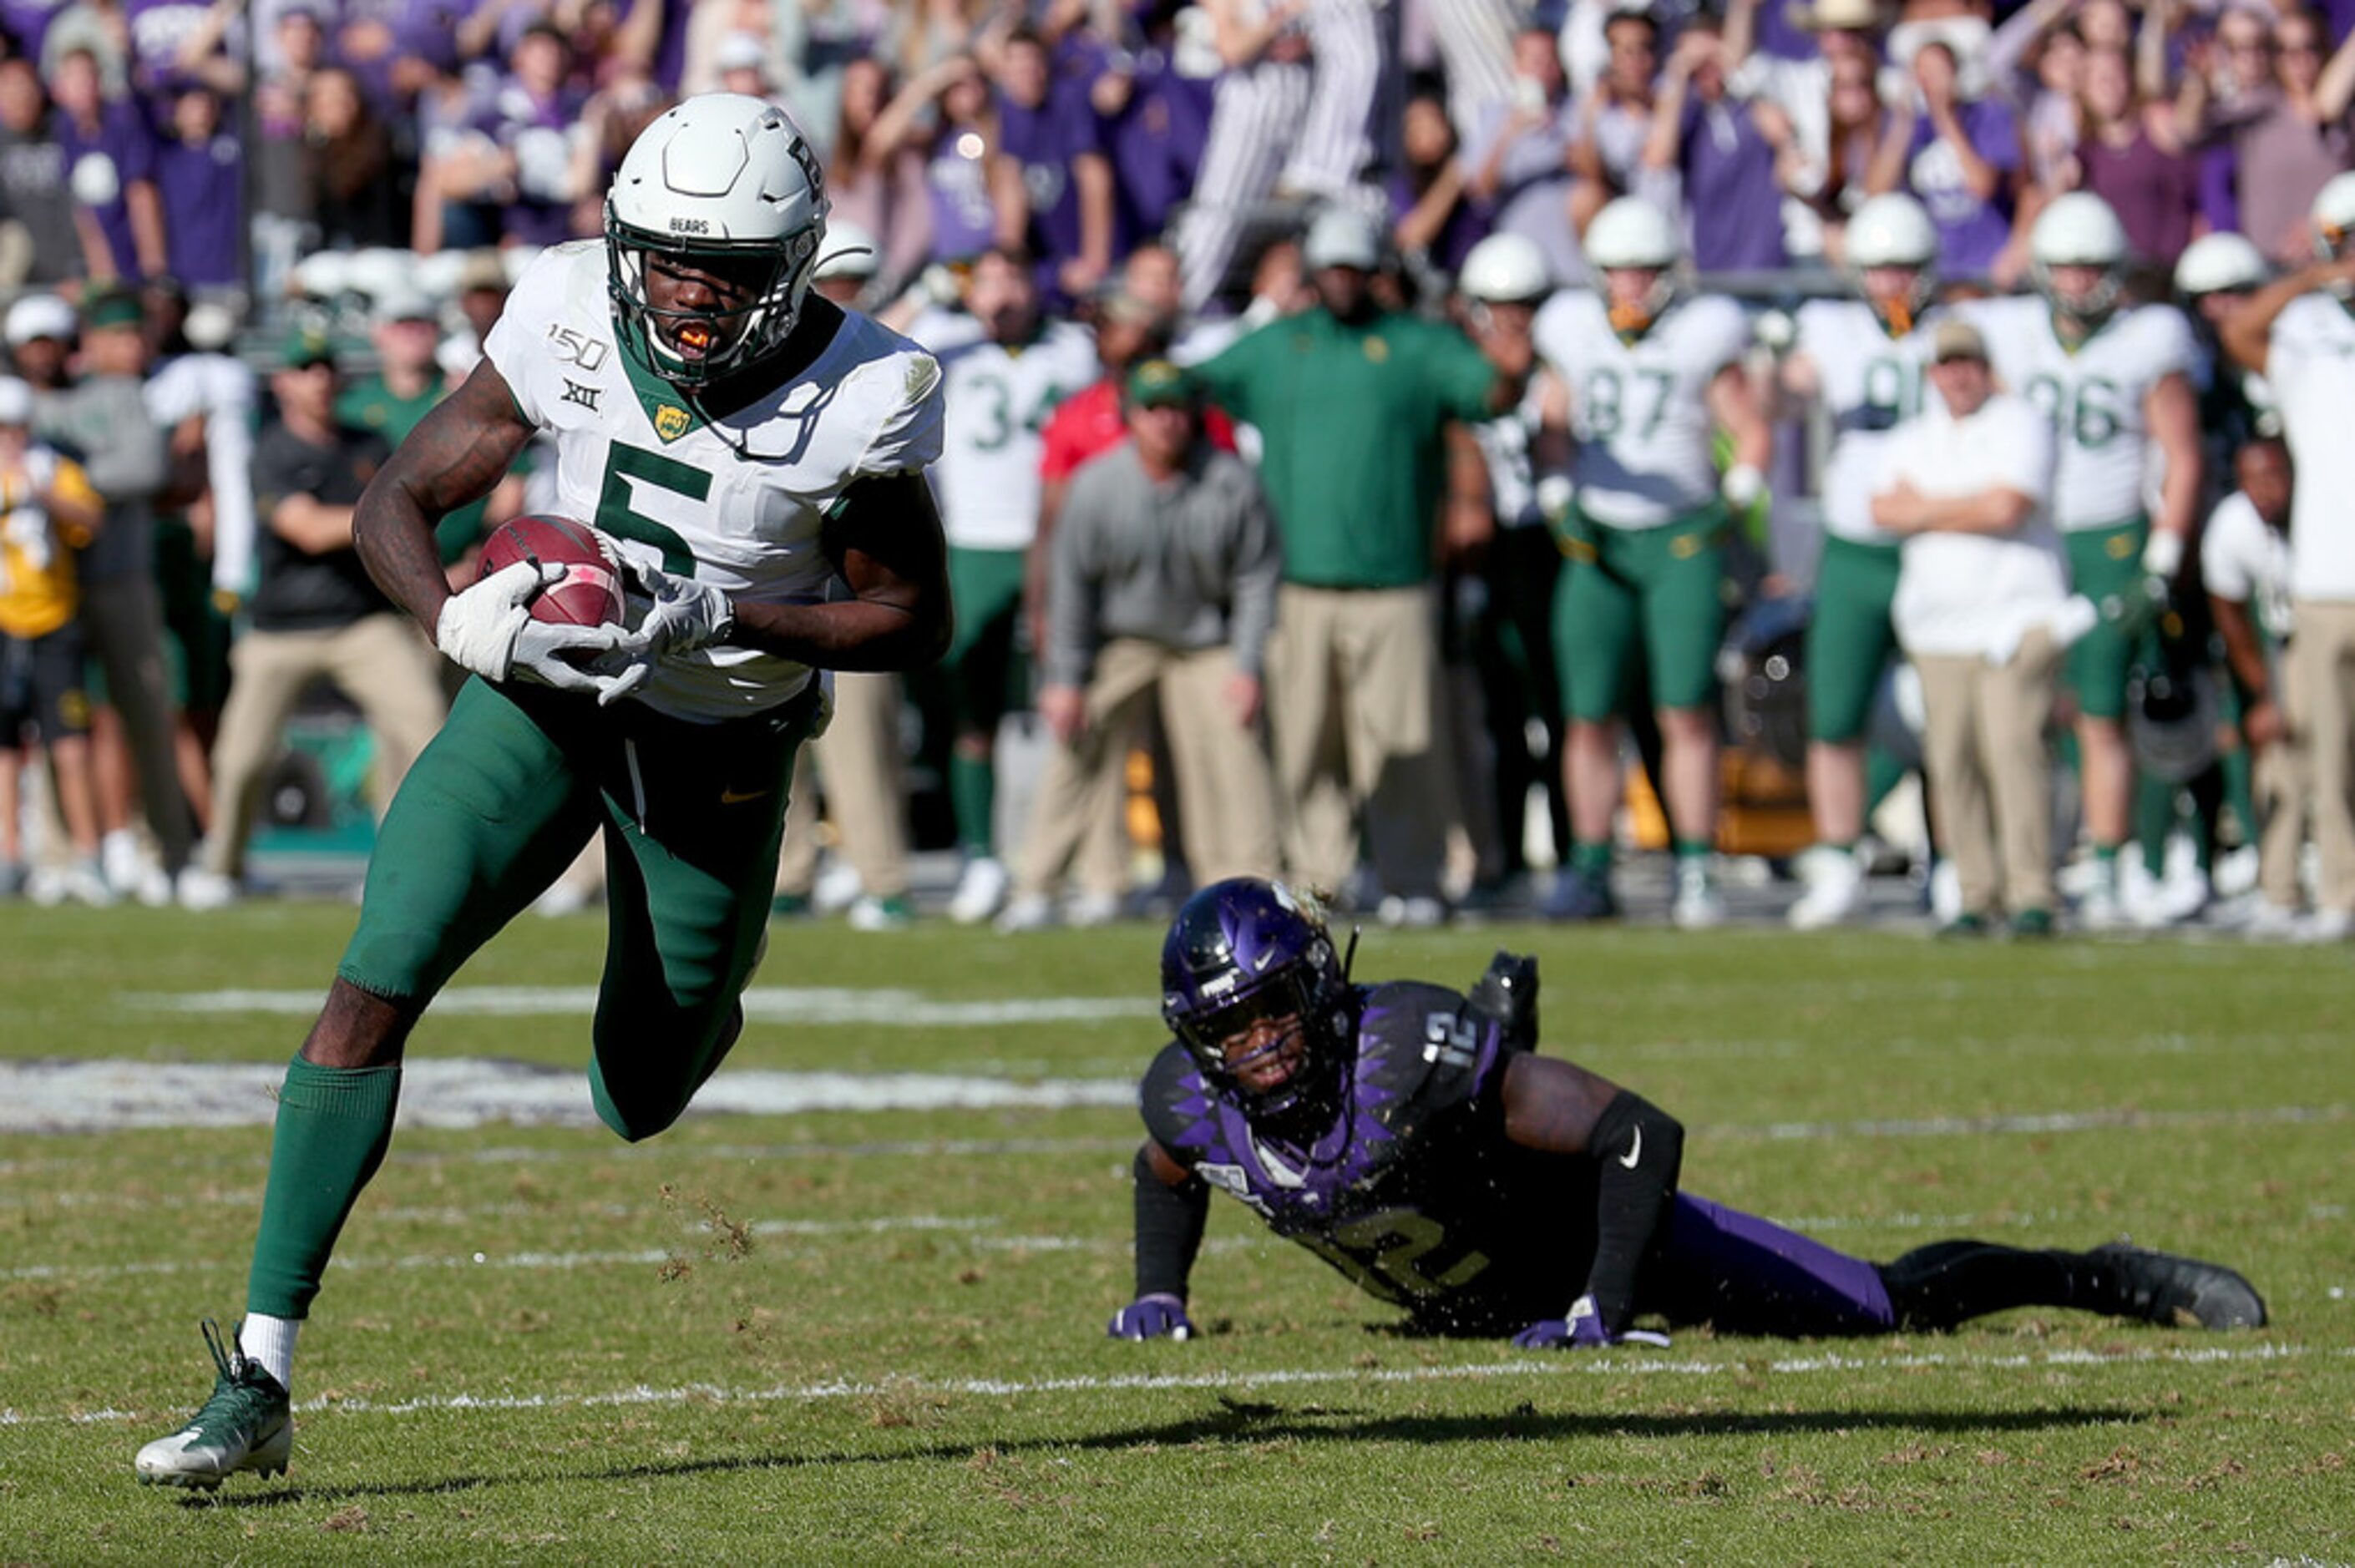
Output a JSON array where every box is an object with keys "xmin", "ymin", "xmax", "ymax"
[
  {"xmin": 2, "ymin": 1227, "xmax": 1269, "ymax": 1284},
  {"xmin": 3, "ymin": 1342, "xmax": 2337, "ymax": 1431},
  {"xmin": 129, "ymin": 986, "xmax": 1158, "ymax": 1028}
]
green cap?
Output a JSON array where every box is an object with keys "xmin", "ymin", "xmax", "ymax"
[
  {"xmin": 1125, "ymin": 358, "xmax": 1194, "ymax": 410},
  {"xmin": 81, "ymin": 286, "xmax": 144, "ymax": 332},
  {"xmin": 281, "ymin": 323, "xmax": 337, "ymax": 371}
]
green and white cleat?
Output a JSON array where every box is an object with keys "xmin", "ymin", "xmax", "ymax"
[{"xmin": 134, "ymin": 1320, "xmax": 292, "ymax": 1490}]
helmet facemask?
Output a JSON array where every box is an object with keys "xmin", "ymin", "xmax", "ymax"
[
  {"xmin": 1161, "ymin": 882, "xmax": 1355, "ymax": 1122},
  {"xmin": 606, "ymin": 210, "xmax": 824, "ymax": 389}
]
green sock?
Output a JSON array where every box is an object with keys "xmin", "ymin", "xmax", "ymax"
[
  {"xmin": 2222, "ymin": 745, "xmax": 2256, "ymax": 848},
  {"xmin": 949, "ymin": 751, "xmax": 995, "ymax": 857},
  {"xmin": 1571, "ymin": 841, "xmax": 1613, "ymax": 879},
  {"xmin": 246, "ymin": 1058, "xmax": 402, "ymax": 1320},
  {"xmin": 2134, "ymin": 776, "xmax": 2175, "ymax": 879},
  {"xmin": 1674, "ymin": 838, "xmax": 1712, "ymax": 863},
  {"xmin": 2093, "ymin": 842, "xmax": 2122, "ymax": 893}
]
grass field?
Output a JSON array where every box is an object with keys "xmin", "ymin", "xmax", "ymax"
[{"xmin": 3, "ymin": 903, "xmax": 2352, "ymax": 1564}]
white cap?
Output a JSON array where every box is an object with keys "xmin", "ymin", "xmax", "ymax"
[
  {"xmin": 4, "ymin": 293, "xmax": 76, "ymax": 347},
  {"xmin": 373, "ymin": 286, "xmax": 439, "ymax": 326},
  {"xmin": 1303, "ymin": 207, "xmax": 1381, "ymax": 272},
  {"xmin": 0, "ymin": 376, "xmax": 32, "ymax": 425},
  {"xmin": 714, "ymin": 31, "xmax": 769, "ymax": 76}
]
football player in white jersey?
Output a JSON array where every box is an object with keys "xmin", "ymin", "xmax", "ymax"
[
  {"xmin": 1778, "ymin": 194, "xmax": 1942, "ymax": 929},
  {"xmin": 1967, "ymin": 193, "xmax": 2202, "ymax": 928},
  {"xmin": 1532, "ymin": 197, "xmax": 1770, "ymax": 929},
  {"xmin": 134, "ymin": 95, "xmax": 954, "ymax": 1490},
  {"xmin": 909, "ymin": 248, "xmax": 1099, "ymax": 923}
]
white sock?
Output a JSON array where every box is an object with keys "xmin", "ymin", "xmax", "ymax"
[{"xmin": 238, "ymin": 1313, "xmax": 299, "ymax": 1393}]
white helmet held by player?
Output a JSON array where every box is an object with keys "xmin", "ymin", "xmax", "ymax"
[
  {"xmin": 2312, "ymin": 170, "xmax": 2355, "ymax": 261},
  {"xmin": 1585, "ymin": 196, "xmax": 1682, "ymax": 336},
  {"xmin": 2172, "ymin": 230, "xmax": 2267, "ymax": 300},
  {"xmin": 1459, "ymin": 233, "xmax": 1552, "ymax": 305},
  {"xmin": 2030, "ymin": 191, "xmax": 2130, "ymax": 321},
  {"xmin": 813, "ymin": 217, "xmax": 880, "ymax": 285},
  {"xmin": 605, "ymin": 92, "xmax": 830, "ymax": 387},
  {"xmin": 1845, "ymin": 192, "xmax": 1938, "ymax": 332}
]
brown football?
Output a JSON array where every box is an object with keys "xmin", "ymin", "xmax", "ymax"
[{"xmin": 476, "ymin": 515, "xmax": 625, "ymax": 627}]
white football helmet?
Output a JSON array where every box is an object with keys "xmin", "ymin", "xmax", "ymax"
[
  {"xmin": 2312, "ymin": 170, "xmax": 2355, "ymax": 260},
  {"xmin": 1584, "ymin": 196, "xmax": 1681, "ymax": 333},
  {"xmin": 2029, "ymin": 192, "xmax": 2130, "ymax": 319},
  {"xmin": 2173, "ymin": 230, "xmax": 2267, "ymax": 299},
  {"xmin": 1844, "ymin": 193, "xmax": 1938, "ymax": 331},
  {"xmin": 813, "ymin": 218, "xmax": 879, "ymax": 283},
  {"xmin": 1459, "ymin": 233, "xmax": 1551, "ymax": 304},
  {"xmin": 605, "ymin": 92, "xmax": 830, "ymax": 387}
]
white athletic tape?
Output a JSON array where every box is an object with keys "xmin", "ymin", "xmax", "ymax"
[{"xmin": 1, "ymin": 1342, "xmax": 2331, "ymax": 1429}]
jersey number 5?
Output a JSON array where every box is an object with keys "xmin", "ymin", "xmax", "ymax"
[{"xmin": 599, "ymin": 442, "xmax": 706, "ymax": 574}]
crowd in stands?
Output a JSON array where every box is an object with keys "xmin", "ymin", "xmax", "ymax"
[{"xmin": 2, "ymin": 0, "xmax": 2353, "ymax": 938}]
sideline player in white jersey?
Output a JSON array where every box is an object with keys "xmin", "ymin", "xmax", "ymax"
[
  {"xmin": 908, "ymin": 247, "xmax": 1099, "ymax": 923},
  {"xmin": 1776, "ymin": 193, "xmax": 1942, "ymax": 929},
  {"xmin": 1532, "ymin": 196, "xmax": 1770, "ymax": 929},
  {"xmin": 1967, "ymin": 193, "xmax": 2202, "ymax": 928},
  {"xmin": 2217, "ymin": 171, "xmax": 2355, "ymax": 939},
  {"xmin": 134, "ymin": 94, "xmax": 954, "ymax": 1490}
]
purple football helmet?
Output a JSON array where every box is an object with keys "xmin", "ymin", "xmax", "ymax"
[{"xmin": 1161, "ymin": 878, "xmax": 1355, "ymax": 1115}]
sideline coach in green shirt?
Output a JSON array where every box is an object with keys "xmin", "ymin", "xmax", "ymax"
[{"xmin": 1188, "ymin": 207, "xmax": 1533, "ymax": 919}]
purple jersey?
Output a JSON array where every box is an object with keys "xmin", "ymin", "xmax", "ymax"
[
  {"xmin": 479, "ymin": 78, "xmax": 586, "ymax": 245},
  {"xmin": 0, "ymin": 0, "xmax": 70, "ymax": 60},
  {"xmin": 1902, "ymin": 98, "xmax": 2021, "ymax": 278},
  {"xmin": 1107, "ymin": 58, "xmax": 1210, "ymax": 249},
  {"xmin": 924, "ymin": 125, "xmax": 997, "ymax": 264},
  {"xmin": 1679, "ymin": 97, "xmax": 1786, "ymax": 272},
  {"xmin": 55, "ymin": 101, "xmax": 158, "ymax": 280},
  {"xmin": 997, "ymin": 81, "xmax": 1102, "ymax": 269},
  {"xmin": 1142, "ymin": 980, "xmax": 1591, "ymax": 1330},
  {"xmin": 152, "ymin": 129, "xmax": 241, "ymax": 286}
]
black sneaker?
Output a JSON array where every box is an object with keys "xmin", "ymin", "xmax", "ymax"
[
  {"xmin": 2090, "ymin": 1243, "xmax": 2268, "ymax": 1329},
  {"xmin": 134, "ymin": 1320, "xmax": 292, "ymax": 1489}
]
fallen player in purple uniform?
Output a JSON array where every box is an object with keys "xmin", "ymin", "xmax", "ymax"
[{"xmin": 1109, "ymin": 878, "xmax": 2266, "ymax": 1348}]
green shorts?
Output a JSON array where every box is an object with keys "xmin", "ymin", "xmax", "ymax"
[
  {"xmin": 1806, "ymin": 535, "xmax": 1902, "ymax": 745},
  {"xmin": 1553, "ymin": 506, "xmax": 1729, "ymax": 722},
  {"xmin": 2063, "ymin": 518, "xmax": 2149, "ymax": 721},
  {"xmin": 944, "ymin": 544, "xmax": 1030, "ymax": 730},
  {"xmin": 339, "ymin": 675, "xmax": 820, "ymax": 1141}
]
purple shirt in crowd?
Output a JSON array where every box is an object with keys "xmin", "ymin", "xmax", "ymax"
[
  {"xmin": 2079, "ymin": 130, "xmax": 2198, "ymax": 266},
  {"xmin": 152, "ymin": 127, "xmax": 241, "ymax": 286},
  {"xmin": 1386, "ymin": 168, "xmax": 1486, "ymax": 276},
  {"xmin": 480, "ymin": 78, "xmax": 586, "ymax": 246},
  {"xmin": 55, "ymin": 100, "xmax": 157, "ymax": 279},
  {"xmin": 0, "ymin": 0, "xmax": 69, "ymax": 61},
  {"xmin": 924, "ymin": 124, "xmax": 997, "ymax": 265},
  {"xmin": 1679, "ymin": 95, "xmax": 1786, "ymax": 271},
  {"xmin": 1902, "ymin": 98, "xmax": 2021, "ymax": 278},
  {"xmin": 1107, "ymin": 58, "xmax": 1211, "ymax": 250},
  {"xmin": 997, "ymin": 82, "xmax": 1103, "ymax": 272}
]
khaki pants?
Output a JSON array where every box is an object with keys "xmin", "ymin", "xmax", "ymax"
[
  {"xmin": 775, "ymin": 671, "xmax": 910, "ymax": 898},
  {"xmin": 2257, "ymin": 646, "xmax": 2314, "ymax": 909},
  {"xmin": 205, "ymin": 614, "xmax": 448, "ymax": 877},
  {"xmin": 1267, "ymin": 584, "xmax": 1455, "ymax": 899},
  {"xmin": 1912, "ymin": 630, "xmax": 2059, "ymax": 918},
  {"xmin": 1015, "ymin": 640, "xmax": 1278, "ymax": 899},
  {"xmin": 2291, "ymin": 599, "xmax": 2355, "ymax": 914}
]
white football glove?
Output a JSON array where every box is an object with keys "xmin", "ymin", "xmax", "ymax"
[
  {"xmin": 436, "ymin": 559, "xmax": 631, "ymax": 698},
  {"xmin": 2141, "ymin": 528, "xmax": 2185, "ymax": 582},
  {"xmin": 597, "ymin": 558, "xmax": 737, "ymax": 708}
]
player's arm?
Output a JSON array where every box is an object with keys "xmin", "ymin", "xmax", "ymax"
[
  {"xmin": 720, "ymin": 471, "xmax": 953, "ymax": 672},
  {"xmin": 356, "ymin": 360, "xmax": 628, "ymax": 695},
  {"xmin": 1497, "ymin": 1052, "xmax": 1685, "ymax": 1344},
  {"xmin": 1107, "ymin": 1138, "xmax": 1210, "ymax": 1340},
  {"xmin": 2208, "ymin": 588, "xmax": 2283, "ymax": 746},
  {"xmin": 352, "ymin": 358, "xmax": 538, "ymax": 630},
  {"xmin": 2141, "ymin": 370, "xmax": 2202, "ymax": 580},
  {"xmin": 2217, "ymin": 261, "xmax": 2349, "ymax": 376}
]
